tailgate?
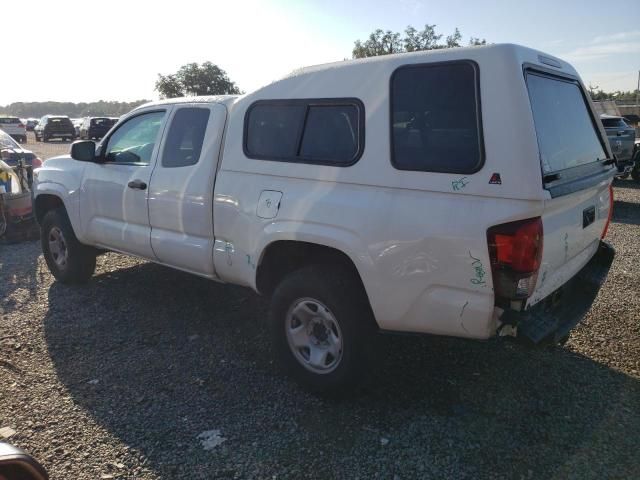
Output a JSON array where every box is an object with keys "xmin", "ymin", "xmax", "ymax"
[{"xmin": 530, "ymin": 181, "xmax": 610, "ymax": 305}]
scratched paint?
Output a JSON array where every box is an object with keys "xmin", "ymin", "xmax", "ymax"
[
  {"xmin": 452, "ymin": 177, "xmax": 469, "ymax": 192},
  {"xmin": 246, "ymin": 254, "xmax": 256, "ymax": 269},
  {"xmin": 468, "ymin": 251, "xmax": 487, "ymax": 286},
  {"xmin": 459, "ymin": 300, "xmax": 469, "ymax": 317},
  {"xmin": 564, "ymin": 232, "xmax": 569, "ymax": 262},
  {"xmin": 225, "ymin": 242, "xmax": 234, "ymax": 266},
  {"xmin": 459, "ymin": 301, "xmax": 470, "ymax": 333}
]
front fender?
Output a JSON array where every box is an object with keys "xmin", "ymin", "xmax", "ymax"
[{"xmin": 33, "ymin": 158, "xmax": 85, "ymax": 240}]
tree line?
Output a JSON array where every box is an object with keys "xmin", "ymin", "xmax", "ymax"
[
  {"xmin": 588, "ymin": 87, "xmax": 640, "ymax": 103},
  {"xmin": 0, "ymin": 100, "xmax": 150, "ymax": 119}
]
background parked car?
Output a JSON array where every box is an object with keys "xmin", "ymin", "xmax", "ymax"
[
  {"xmin": 34, "ymin": 115, "xmax": 76, "ymax": 142},
  {"xmin": 25, "ymin": 118, "xmax": 39, "ymax": 131},
  {"xmin": 0, "ymin": 116, "xmax": 27, "ymax": 143},
  {"xmin": 79, "ymin": 117, "xmax": 117, "ymax": 140},
  {"xmin": 600, "ymin": 114, "xmax": 636, "ymax": 177}
]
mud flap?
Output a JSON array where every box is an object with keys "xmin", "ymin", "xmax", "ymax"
[{"xmin": 500, "ymin": 241, "xmax": 615, "ymax": 344}]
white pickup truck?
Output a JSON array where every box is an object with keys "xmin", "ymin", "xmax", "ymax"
[{"xmin": 33, "ymin": 44, "xmax": 615, "ymax": 393}]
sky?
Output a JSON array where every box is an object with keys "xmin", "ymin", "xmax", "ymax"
[{"xmin": 2, "ymin": 0, "xmax": 639, "ymax": 105}]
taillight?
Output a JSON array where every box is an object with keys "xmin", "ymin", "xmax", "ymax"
[
  {"xmin": 487, "ymin": 217, "xmax": 543, "ymax": 299},
  {"xmin": 32, "ymin": 157, "xmax": 43, "ymax": 168},
  {"xmin": 18, "ymin": 123, "xmax": 24, "ymax": 128},
  {"xmin": 601, "ymin": 183, "xmax": 613, "ymax": 239}
]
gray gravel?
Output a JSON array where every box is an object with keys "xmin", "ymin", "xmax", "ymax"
[{"xmin": 1, "ymin": 180, "xmax": 639, "ymax": 479}]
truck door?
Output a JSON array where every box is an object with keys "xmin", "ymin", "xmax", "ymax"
[
  {"xmin": 148, "ymin": 103, "xmax": 227, "ymax": 277},
  {"xmin": 79, "ymin": 109, "xmax": 169, "ymax": 258}
]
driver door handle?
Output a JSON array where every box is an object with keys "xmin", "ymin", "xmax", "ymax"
[{"xmin": 128, "ymin": 180, "xmax": 147, "ymax": 190}]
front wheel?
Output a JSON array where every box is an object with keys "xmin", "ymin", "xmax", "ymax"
[
  {"xmin": 269, "ymin": 265, "xmax": 377, "ymax": 394},
  {"xmin": 41, "ymin": 208, "xmax": 96, "ymax": 284}
]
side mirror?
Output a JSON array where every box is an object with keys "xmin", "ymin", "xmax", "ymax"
[
  {"xmin": 70, "ymin": 141, "xmax": 97, "ymax": 162},
  {"xmin": 0, "ymin": 442, "xmax": 48, "ymax": 479}
]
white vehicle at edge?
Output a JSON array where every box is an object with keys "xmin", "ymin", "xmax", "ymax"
[{"xmin": 32, "ymin": 44, "xmax": 616, "ymax": 393}]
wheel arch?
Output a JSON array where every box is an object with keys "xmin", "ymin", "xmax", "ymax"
[
  {"xmin": 255, "ymin": 239, "xmax": 379, "ymax": 327},
  {"xmin": 34, "ymin": 193, "xmax": 65, "ymax": 225}
]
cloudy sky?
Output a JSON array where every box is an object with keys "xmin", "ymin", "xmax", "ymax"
[{"xmin": 2, "ymin": 0, "xmax": 638, "ymax": 105}]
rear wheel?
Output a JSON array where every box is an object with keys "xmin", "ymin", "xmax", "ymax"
[
  {"xmin": 269, "ymin": 264, "xmax": 377, "ymax": 394},
  {"xmin": 41, "ymin": 208, "xmax": 96, "ymax": 284}
]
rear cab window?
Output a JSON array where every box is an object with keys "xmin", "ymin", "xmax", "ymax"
[
  {"xmin": 526, "ymin": 71, "xmax": 608, "ymax": 178},
  {"xmin": 601, "ymin": 117, "xmax": 629, "ymax": 129},
  {"xmin": 49, "ymin": 117, "xmax": 73, "ymax": 127}
]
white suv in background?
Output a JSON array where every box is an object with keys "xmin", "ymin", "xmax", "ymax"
[{"xmin": 0, "ymin": 116, "xmax": 27, "ymax": 143}]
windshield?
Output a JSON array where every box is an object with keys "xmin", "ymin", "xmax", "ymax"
[
  {"xmin": 526, "ymin": 72, "xmax": 607, "ymax": 174},
  {"xmin": 0, "ymin": 131, "xmax": 20, "ymax": 149}
]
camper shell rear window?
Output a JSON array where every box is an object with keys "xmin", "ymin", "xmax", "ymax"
[{"xmin": 525, "ymin": 70, "xmax": 608, "ymax": 174}]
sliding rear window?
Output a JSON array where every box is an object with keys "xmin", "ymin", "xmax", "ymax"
[{"xmin": 526, "ymin": 71, "xmax": 606, "ymax": 174}]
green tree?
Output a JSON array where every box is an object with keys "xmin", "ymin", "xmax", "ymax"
[
  {"xmin": 404, "ymin": 24, "xmax": 442, "ymax": 52},
  {"xmin": 445, "ymin": 28, "xmax": 462, "ymax": 48},
  {"xmin": 155, "ymin": 62, "xmax": 242, "ymax": 99},
  {"xmin": 352, "ymin": 29, "xmax": 403, "ymax": 58},
  {"xmin": 469, "ymin": 37, "xmax": 487, "ymax": 46},
  {"xmin": 353, "ymin": 24, "xmax": 485, "ymax": 58}
]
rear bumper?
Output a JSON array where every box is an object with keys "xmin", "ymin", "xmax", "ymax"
[{"xmin": 500, "ymin": 241, "xmax": 615, "ymax": 344}]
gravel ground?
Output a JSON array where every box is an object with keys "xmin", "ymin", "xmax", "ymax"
[{"xmin": 1, "ymin": 180, "xmax": 639, "ymax": 479}]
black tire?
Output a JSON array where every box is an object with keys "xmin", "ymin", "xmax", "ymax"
[
  {"xmin": 632, "ymin": 153, "xmax": 640, "ymax": 183},
  {"xmin": 41, "ymin": 208, "xmax": 96, "ymax": 284},
  {"xmin": 269, "ymin": 264, "xmax": 377, "ymax": 395}
]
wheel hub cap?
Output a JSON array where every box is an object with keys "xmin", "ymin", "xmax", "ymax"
[
  {"xmin": 286, "ymin": 298, "xmax": 344, "ymax": 374},
  {"xmin": 48, "ymin": 227, "xmax": 68, "ymax": 268}
]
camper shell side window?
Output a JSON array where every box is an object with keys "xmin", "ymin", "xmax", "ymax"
[
  {"xmin": 390, "ymin": 60, "xmax": 485, "ymax": 174},
  {"xmin": 243, "ymin": 98, "xmax": 365, "ymax": 166}
]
